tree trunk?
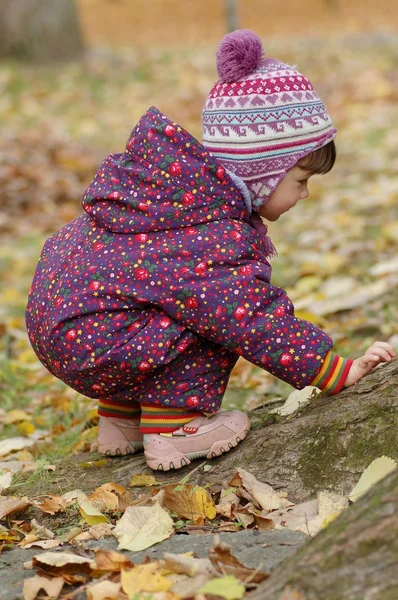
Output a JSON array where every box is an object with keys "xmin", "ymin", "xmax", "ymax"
[
  {"xmin": 0, "ymin": 0, "xmax": 84, "ymax": 62},
  {"xmin": 186, "ymin": 358, "xmax": 398, "ymax": 501},
  {"xmin": 225, "ymin": 0, "xmax": 239, "ymax": 32},
  {"xmin": 249, "ymin": 468, "xmax": 398, "ymax": 600}
]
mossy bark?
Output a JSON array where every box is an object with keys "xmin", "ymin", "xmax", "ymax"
[
  {"xmin": 187, "ymin": 357, "xmax": 398, "ymax": 501},
  {"xmin": 248, "ymin": 469, "xmax": 398, "ymax": 600}
]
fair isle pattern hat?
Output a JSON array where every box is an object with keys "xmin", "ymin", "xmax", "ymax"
[{"xmin": 202, "ymin": 30, "xmax": 336, "ymax": 209}]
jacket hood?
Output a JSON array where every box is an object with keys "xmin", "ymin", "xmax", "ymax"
[{"xmin": 82, "ymin": 107, "xmax": 249, "ymax": 233}]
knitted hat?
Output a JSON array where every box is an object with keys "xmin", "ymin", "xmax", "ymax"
[{"xmin": 202, "ymin": 30, "xmax": 336, "ymax": 210}]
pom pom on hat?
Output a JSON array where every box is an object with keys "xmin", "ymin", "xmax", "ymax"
[{"xmin": 216, "ymin": 29, "xmax": 263, "ymax": 83}]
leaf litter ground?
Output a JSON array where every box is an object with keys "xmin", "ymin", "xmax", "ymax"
[{"xmin": 0, "ymin": 35, "xmax": 398, "ymax": 598}]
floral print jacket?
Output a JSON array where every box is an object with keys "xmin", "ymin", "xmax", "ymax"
[{"xmin": 26, "ymin": 107, "xmax": 351, "ymax": 398}]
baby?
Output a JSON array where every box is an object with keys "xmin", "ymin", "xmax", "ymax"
[{"xmin": 26, "ymin": 30, "xmax": 395, "ymax": 471}]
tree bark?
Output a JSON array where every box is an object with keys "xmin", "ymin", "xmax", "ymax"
[
  {"xmin": 0, "ymin": 0, "xmax": 84, "ymax": 62},
  {"xmin": 186, "ymin": 357, "xmax": 398, "ymax": 501},
  {"xmin": 248, "ymin": 468, "xmax": 398, "ymax": 600}
]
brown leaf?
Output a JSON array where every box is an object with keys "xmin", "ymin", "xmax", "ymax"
[
  {"xmin": 23, "ymin": 574, "xmax": 64, "ymax": 600},
  {"xmin": 209, "ymin": 539, "xmax": 269, "ymax": 583},
  {"xmin": 0, "ymin": 496, "xmax": 30, "ymax": 519},
  {"xmin": 94, "ymin": 549, "xmax": 134, "ymax": 572},
  {"xmin": 163, "ymin": 483, "xmax": 216, "ymax": 521},
  {"xmin": 32, "ymin": 494, "xmax": 67, "ymax": 515}
]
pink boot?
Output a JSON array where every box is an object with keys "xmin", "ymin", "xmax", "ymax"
[
  {"xmin": 143, "ymin": 409, "xmax": 251, "ymax": 471},
  {"xmin": 98, "ymin": 416, "xmax": 144, "ymax": 456}
]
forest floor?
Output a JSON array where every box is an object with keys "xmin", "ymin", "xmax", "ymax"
[{"xmin": 0, "ymin": 33, "xmax": 397, "ymax": 599}]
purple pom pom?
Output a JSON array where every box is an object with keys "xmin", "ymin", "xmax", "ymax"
[{"xmin": 216, "ymin": 29, "xmax": 263, "ymax": 83}]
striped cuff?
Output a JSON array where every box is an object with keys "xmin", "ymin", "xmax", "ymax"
[
  {"xmin": 98, "ymin": 400, "xmax": 141, "ymax": 419},
  {"xmin": 140, "ymin": 403, "xmax": 199, "ymax": 434},
  {"xmin": 311, "ymin": 352, "xmax": 353, "ymax": 395}
]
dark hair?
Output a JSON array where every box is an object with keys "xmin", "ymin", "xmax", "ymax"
[{"xmin": 299, "ymin": 139, "xmax": 336, "ymax": 174}]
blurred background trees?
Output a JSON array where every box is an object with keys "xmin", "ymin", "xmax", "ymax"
[{"xmin": 0, "ymin": 0, "xmax": 83, "ymax": 62}]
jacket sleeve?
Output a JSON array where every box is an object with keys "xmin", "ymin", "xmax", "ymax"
[{"xmin": 158, "ymin": 237, "xmax": 352, "ymax": 391}]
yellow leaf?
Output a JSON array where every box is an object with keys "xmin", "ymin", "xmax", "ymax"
[
  {"xmin": 129, "ymin": 474, "xmax": 158, "ymax": 487},
  {"xmin": 17, "ymin": 450, "xmax": 34, "ymax": 462},
  {"xmin": 79, "ymin": 459, "xmax": 108, "ymax": 468},
  {"xmin": 79, "ymin": 500, "xmax": 109, "ymax": 525},
  {"xmin": 17, "ymin": 421, "xmax": 35, "ymax": 436},
  {"xmin": 86, "ymin": 407, "xmax": 99, "ymax": 421},
  {"xmin": 121, "ymin": 563, "xmax": 172, "ymax": 597},
  {"xmin": 0, "ymin": 409, "xmax": 33, "ymax": 424},
  {"xmin": 348, "ymin": 456, "xmax": 397, "ymax": 502},
  {"xmin": 163, "ymin": 483, "xmax": 217, "ymax": 521},
  {"xmin": 199, "ymin": 575, "xmax": 245, "ymax": 600},
  {"xmin": 113, "ymin": 503, "xmax": 174, "ymax": 551}
]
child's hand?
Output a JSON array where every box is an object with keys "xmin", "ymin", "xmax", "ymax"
[{"xmin": 344, "ymin": 342, "xmax": 396, "ymax": 387}]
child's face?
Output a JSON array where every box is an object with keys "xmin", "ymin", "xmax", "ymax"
[{"xmin": 259, "ymin": 165, "xmax": 313, "ymax": 221}]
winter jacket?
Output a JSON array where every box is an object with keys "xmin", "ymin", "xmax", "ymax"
[{"xmin": 26, "ymin": 107, "xmax": 352, "ymax": 403}]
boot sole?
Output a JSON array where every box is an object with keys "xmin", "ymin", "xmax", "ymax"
[
  {"xmin": 144, "ymin": 423, "xmax": 250, "ymax": 471},
  {"xmin": 98, "ymin": 441, "xmax": 144, "ymax": 457}
]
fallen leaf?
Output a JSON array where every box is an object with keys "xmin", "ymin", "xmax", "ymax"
[
  {"xmin": 32, "ymin": 494, "xmax": 67, "ymax": 515},
  {"xmin": 0, "ymin": 470, "xmax": 13, "ymax": 492},
  {"xmin": 121, "ymin": 563, "xmax": 173, "ymax": 596},
  {"xmin": 88, "ymin": 482, "xmax": 126, "ymax": 512},
  {"xmin": 230, "ymin": 469, "xmax": 292, "ymax": 511},
  {"xmin": 32, "ymin": 551, "xmax": 95, "ymax": 575},
  {"xmin": 79, "ymin": 459, "xmax": 108, "ymax": 468},
  {"xmin": 129, "ymin": 473, "xmax": 158, "ymax": 487},
  {"xmin": 113, "ymin": 503, "xmax": 174, "ymax": 551},
  {"xmin": 0, "ymin": 409, "xmax": 32, "ymax": 424},
  {"xmin": 79, "ymin": 499, "xmax": 109, "ymax": 526},
  {"xmin": 349, "ymin": 456, "xmax": 397, "ymax": 502},
  {"xmin": 0, "ymin": 437, "xmax": 35, "ymax": 457},
  {"xmin": 276, "ymin": 387, "xmax": 320, "ymax": 416},
  {"xmin": 94, "ymin": 548, "xmax": 133, "ymax": 572},
  {"xmin": 86, "ymin": 579, "xmax": 121, "ymax": 600},
  {"xmin": 199, "ymin": 575, "xmax": 246, "ymax": 600},
  {"xmin": 0, "ymin": 496, "xmax": 30, "ymax": 519},
  {"xmin": 23, "ymin": 539, "xmax": 62, "ymax": 550},
  {"xmin": 23, "ymin": 574, "xmax": 64, "ymax": 600},
  {"xmin": 209, "ymin": 539, "xmax": 268, "ymax": 583},
  {"xmin": 162, "ymin": 552, "xmax": 215, "ymax": 577},
  {"xmin": 163, "ymin": 483, "xmax": 217, "ymax": 521}
]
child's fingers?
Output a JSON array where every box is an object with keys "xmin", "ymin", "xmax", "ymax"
[
  {"xmin": 361, "ymin": 354, "xmax": 381, "ymax": 366},
  {"xmin": 365, "ymin": 345, "xmax": 392, "ymax": 362},
  {"xmin": 372, "ymin": 341, "xmax": 396, "ymax": 358}
]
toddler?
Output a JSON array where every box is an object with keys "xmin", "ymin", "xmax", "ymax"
[{"xmin": 26, "ymin": 30, "xmax": 395, "ymax": 471}]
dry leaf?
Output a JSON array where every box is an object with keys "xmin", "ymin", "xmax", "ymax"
[
  {"xmin": 162, "ymin": 552, "xmax": 215, "ymax": 577},
  {"xmin": 349, "ymin": 456, "xmax": 397, "ymax": 502},
  {"xmin": 209, "ymin": 539, "xmax": 269, "ymax": 584},
  {"xmin": 113, "ymin": 503, "xmax": 174, "ymax": 551},
  {"xmin": 0, "ymin": 496, "xmax": 30, "ymax": 519},
  {"xmin": 32, "ymin": 551, "xmax": 95, "ymax": 575},
  {"xmin": 216, "ymin": 488, "xmax": 241, "ymax": 519},
  {"xmin": 276, "ymin": 387, "xmax": 320, "ymax": 416},
  {"xmin": 79, "ymin": 499, "xmax": 109, "ymax": 526},
  {"xmin": 199, "ymin": 575, "xmax": 246, "ymax": 600},
  {"xmin": 32, "ymin": 494, "xmax": 67, "ymax": 515},
  {"xmin": 23, "ymin": 539, "xmax": 62, "ymax": 550},
  {"xmin": 163, "ymin": 483, "xmax": 217, "ymax": 521},
  {"xmin": 230, "ymin": 469, "xmax": 292, "ymax": 511},
  {"xmin": 88, "ymin": 482, "xmax": 126, "ymax": 512},
  {"xmin": 86, "ymin": 579, "xmax": 121, "ymax": 600},
  {"xmin": 0, "ymin": 437, "xmax": 35, "ymax": 457},
  {"xmin": 94, "ymin": 549, "xmax": 134, "ymax": 572},
  {"xmin": 121, "ymin": 563, "xmax": 173, "ymax": 596},
  {"xmin": 23, "ymin": 574, "xmax": 64, "ymax": 600},
  {"xmin": 0, "ymin": 470, "xmax": 13, "ymax": 492},
  {"xmin": 129, "ymin": 473, "xmax": 158, "ymax": 487}
]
